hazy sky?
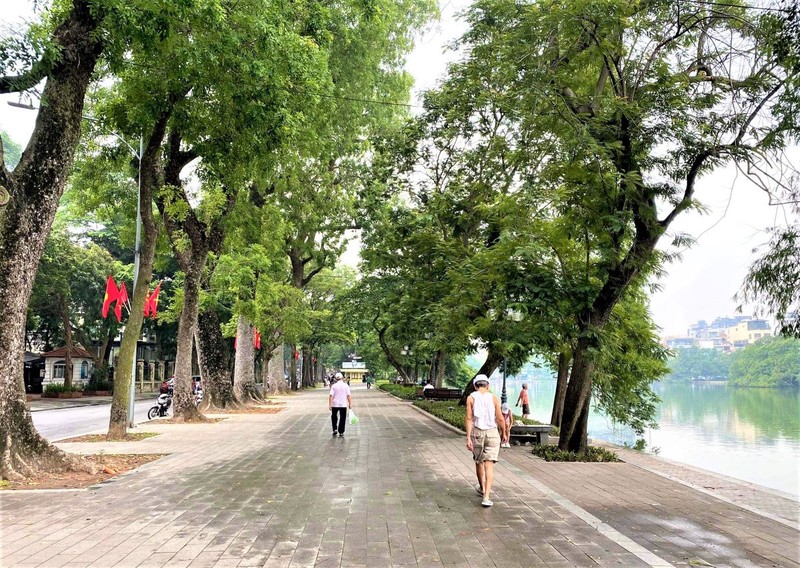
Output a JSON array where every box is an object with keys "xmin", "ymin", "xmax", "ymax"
[{"xmin": 1, "ymin": 1, "xmax": 794, "ymax": 337}]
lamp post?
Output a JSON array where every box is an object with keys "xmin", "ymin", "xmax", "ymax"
[{"xmin": 501, "ymin": 358, "xmax": 508, "ymax": 405}]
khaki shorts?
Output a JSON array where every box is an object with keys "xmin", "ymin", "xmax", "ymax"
[{"xmin": 471, "ymin": 427, "xmax": 500, "ymax": 462}]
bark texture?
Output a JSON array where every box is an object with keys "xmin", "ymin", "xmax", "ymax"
[
  {"xmin": 265, "ymin": 342, "xmax": 288, "ymax": 395},
  {"xmin": 0, "ymin": 0, "xmax": 103, "ymax": 479},
  {"xmin": 550, "ymin": 350, "xmax": 571, "ymax": 428},
  {"xmin": 233, "ymin": 315, "xmax": 262, "ymax": 403},
  {"xmin": 196, "ymin": 306, "xmax": 238, "ymax": 410}
]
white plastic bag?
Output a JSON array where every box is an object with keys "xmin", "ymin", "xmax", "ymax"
[{"xmin": 349, "ymin": 410, "xmax": 359, "ymax": 425}]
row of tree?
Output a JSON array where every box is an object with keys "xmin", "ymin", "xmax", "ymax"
[
  {"xmin": 338, "ymin": 0, "xmax": 800, "ymax": 451},
  {"xmin": 0, "ymin": 0, "xmax": 436, "ymax": 480},
  {"xmin": 1, "ymin": 0, "xmax": 799, "ymax": 481}
]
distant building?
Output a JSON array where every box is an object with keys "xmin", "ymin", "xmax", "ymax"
[
  {"xmin": 725, "ymin": 319, "xmax": 772, "ymax": 344},
  {"xmin": 665, "ymin": 337, "xmax": 696, "ymax": 349},
  {"xmin": 682, "ymin": 315, "xmax": 772, "ymax": 351},
  {"xmin": 41, "ymin": 346, "xmax": 94, "ymax": 388},
  {"xmin": 340, "ymin": 360, "xmax": 368, "ymax": 382}
]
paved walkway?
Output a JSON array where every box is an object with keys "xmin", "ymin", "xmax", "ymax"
[{"xmin": 1, "ymin": 386, "xmax": 798, "ymax": 567}]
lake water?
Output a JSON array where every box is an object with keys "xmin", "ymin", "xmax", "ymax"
[{"xmin": 489, "ymin": 375, "xmax": 800, "ymax": 497}]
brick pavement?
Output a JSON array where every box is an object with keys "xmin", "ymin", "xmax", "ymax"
[{"xmin": 1, "ymin": 386, "xmax": 797, "ymax": 567}]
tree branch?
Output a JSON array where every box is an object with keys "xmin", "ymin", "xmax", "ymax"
[{"xmin": 0, "ymin": 63, "xmax": 48, "ymax": 95}]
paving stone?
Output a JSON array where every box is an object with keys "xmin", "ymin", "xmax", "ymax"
[{"xmin": 2, "ymin": 386, "xmax": 797, "ymax": 567}]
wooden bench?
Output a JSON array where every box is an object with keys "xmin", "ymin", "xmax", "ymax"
[
  {"xmin": 419, "ymin": 387, "xmax": 462, "ymax": 401},
  {"xmin": 509, "ymin": 424, "xmax": 553, "ymax": 445}
]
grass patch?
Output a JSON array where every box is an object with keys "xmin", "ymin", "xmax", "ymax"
[
  {"xmin": 378, "ymin": 383, "xmax": 418, "ymax": 400},
  {"xmin": 530, "ymin": 445, "xmax": 621, "ymax": 462}
]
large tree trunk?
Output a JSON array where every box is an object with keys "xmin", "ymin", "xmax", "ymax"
[
  {"xmin": 558, "ymin": 335, "xmax": 597, "ymax": 452},
  {"xmin": 171, "ymin": 268, "xmax": 204, "ymax": 421},
  {"xmin": 61, "ymin": 299, "xmax": 73, "ymax": 389},
  {"xmin": 550, "ymin": 350, "xmax": 571, "ymax": 428},
  {"xmin": 458, "ymin": 349, "xmax": 502, "ymax": 405},
  {"xmin": 0, "ymin": 0, "xmax": 103, "ymax": 479},
  {"xmin": 265, "ymin": 342, "xmax": 288, "ymax": 395},
  {"xmin": 435, "ymin": 350, "xmax": 446, "ymax": 388},
  {"xmin": 196, "ymin": 306, "xmax": 238, "ymax": 410},
  {"xmin": 107, "ymin": 114, "xmax": 168, "ymax": 439},
  {"xmin": 233, "ymin": 315, "xmax": 262, "ymax": 403},
  {"xmin": 289, "ymin": 343, "xmax": 299, "ymax": 390},
  {"xmin": 301, "ymin": 345, "xmax": 313, "ymax": 387}
]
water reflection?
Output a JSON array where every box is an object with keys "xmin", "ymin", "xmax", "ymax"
[{"xmin": 488, "ymin": 373, "xmax": 800, "ymax": 496}]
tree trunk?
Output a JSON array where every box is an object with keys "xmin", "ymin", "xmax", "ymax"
[
  {"xmin": 435, "ymin": 350, "xmax": 446, "ymax": 388},
  {"xmin": 0, "ymin": 0, "xmax": 103, "ymax": 479},
  {"xmin": 289, "ymin": 343, "xmax": 298, "ymax": 390},
  {"xmin": 61, "ymin": 299, "xmax": 73, "ymax": 389},
  {"xmin": 171, "ymin": 268, "xmax": 204, "ymax": 421},
  {"xmin": 107, "ymin": 113, "xmax": 168, "ymax": 440},
  {"xmin": 459, "ymin": 349, "xmax": 502, "ymax": 405},
  {"xmin": 233, "ymin": 315, "xmax": 262, "ymax": 402},
  {"xmin": 301, "ymin": 345, "xmax": 314, "ymax": 387},
  {"xmin": 558, "ymin": 336, "xmax": 596, "ymax": 452},
  {"xmin": 265, "ymin": 342, "xmax": 288, "ymax": 395},
  {"xmin": 550, "ymin": 350, "xmax": 571, "ymax": 428},
  {"xmin": 196, "ymin": 306, "xmax": 238, "ymax": 410}
]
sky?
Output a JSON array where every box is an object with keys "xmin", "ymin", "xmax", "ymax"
[{"xmin": 1, "ymin": 1, "xmax": 794, "ymax": 338}]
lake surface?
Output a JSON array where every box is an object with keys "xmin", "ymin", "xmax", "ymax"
[{"xmin": 489, "ymin": 375, "xmax": 800, "ymax": 497}]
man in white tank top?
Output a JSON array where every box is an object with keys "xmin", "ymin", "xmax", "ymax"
[{"xmin": 465, "ymin": 374, "xmax": 504, "ymax": 507}]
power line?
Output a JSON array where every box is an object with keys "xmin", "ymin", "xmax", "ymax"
[
  {"xmin": 314, "ymin": 92, "xmax": 424, "ymax": 109},
  {"xmin": 680, "ymin": 0, "xmax": 795, "ymax": 13}
]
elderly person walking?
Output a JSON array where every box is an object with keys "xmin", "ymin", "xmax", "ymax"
[
  {"xmin": 329, "ymin": 372, "xmax": 352, "ymax": 437},
  {"xmin": 466, "ymin": 374, "xmax": 504, "ymax": 507}
]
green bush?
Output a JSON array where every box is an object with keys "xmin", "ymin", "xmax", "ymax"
[
  {"xmin": 44, "ymin": 383, "xmax": 82, "ymax": 394},
  {"xmin": 414, "ymin": 400, "xmax": 467, "ymax": 430},
  {"xmin": 84, "ymin": 378, "xmax": 112, "ymax": 391},
  {"xmin": 531, "ymin": 445, "xmax": 621, "ymax": 462},
  {"xmin": 378, "ymin": 383, "xmax": 418, "ymax": 400},
  {"xmin": 414, "ymin": 400, "xmax": 549, "ymax": 431}
]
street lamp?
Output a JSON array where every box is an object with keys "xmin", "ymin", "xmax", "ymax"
[
  {"xmin": 501, "ymin": 308, "xmax": 523, "ymax": 406},
  {"xmin": 7, "ymin": 101, "xmax": 143, "ymax": 428}
]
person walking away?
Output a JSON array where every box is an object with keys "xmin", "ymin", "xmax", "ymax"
[
  {"xmin": 329, "ymin": 372, "xmax": 352, "ymax": 437},
  {"xmin": 366, "ymin": 374, "xmax": 373, "ymax": 389},
  {"xmin": 515, "ymin": 383, "xmax": 530, "ymax": 420},
  {"xmin": 466, "ymin": 374, "xmax": 504, "ymax": 507},
  {"xmin": 500, "ymin": 402, "xmax": 513, "ymax": 448}
]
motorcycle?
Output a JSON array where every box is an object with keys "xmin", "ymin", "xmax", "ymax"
[{"xmin": 148, "ymin": 392, "xmax": 172, "ymax": 419}]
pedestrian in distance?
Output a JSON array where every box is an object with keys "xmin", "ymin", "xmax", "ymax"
[
  {"xmin": 516, "ymin": 383, "xmax": 530, "ymax": 420},
  {"xmin": 500, "ymin": 402, "xmax": 513, "ymax": 448},
  {"xmin": 466, "ymin": 374, "xmax": 504, "ymax": 507},
  {"xmin": 329, "ymin": 372, "xmax": 352, "ymax": 438}
]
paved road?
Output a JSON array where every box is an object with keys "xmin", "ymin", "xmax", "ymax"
[
  {"xmin": 3, "ymin": 385, "xmax": 797, "ymax": 567},
  {"xmin": 32, "ymin": 400, "xmax": 157, "ymax": 441}
]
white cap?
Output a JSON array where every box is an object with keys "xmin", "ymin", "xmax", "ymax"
[
  {"xmin": 334, "ymin": 372, "xmax": 343, "ymax": 380},
  {"xmin": 473, "ymin": 374, "xmax": 489, "ymax": 387}
]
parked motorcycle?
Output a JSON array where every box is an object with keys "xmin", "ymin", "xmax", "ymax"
[{"xmin": 148, "ymin": 392, "xmax": 172, "ymax": 419}]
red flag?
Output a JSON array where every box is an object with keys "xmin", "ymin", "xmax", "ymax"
[
  {"xmin": 145, "ymin": 281, "xmax": 161, "ymax": 318},
  {"xmin": 101, "ymin": 276, "xmax": 119, "ymax": 319},
  {"xmin": 254, "ymin": 330, "xmax": 261, "ymax": 349},
  {"xmin": 293, "ymin": 350, "xmax": 300, "ymax": 360},
  {"xmin": 114, "ymin": 282, "xmax": 129, "ymax": 323}
]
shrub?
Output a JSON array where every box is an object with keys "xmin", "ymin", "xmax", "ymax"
[
  {"xmin": 84, "ymin": 378, "xmax": 112, "ymax": 392},
  {"xmin": 44, "ymin": 383, "xmax": 82, "ymax": 394},
  {"xmin": 531, "ymin": 445, "xmax": 621, "ymax": 462},
  {"xmin": 414, "ymin": 400, "xmax": 467, "ymax": 430},
  {"xmin": 378, "ymin": 383, "xmax": 418, "ymax": 400}
]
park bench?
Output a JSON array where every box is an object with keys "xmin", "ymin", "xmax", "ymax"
[
  {"xmin": 421, "ymin": 387, "xmax": 462, "ymax": 401},
  {"xmin": 509, "ymin": 424, "xmax": 553, "ymax": 445}
]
